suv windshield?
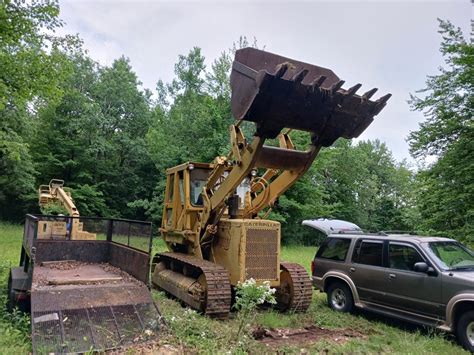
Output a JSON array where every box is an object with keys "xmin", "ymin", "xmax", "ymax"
[{"xmin": 426, "ymin": 241, "xmax": 474, "ymax": 270}]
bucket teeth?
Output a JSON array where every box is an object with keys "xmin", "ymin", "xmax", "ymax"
[
  {"xmin": 330, "ymin": 80, "xmax": 345, "ymax": 93},
  {"xmin": 373, "ymin": 93, "xmax": 392, "ymax": 114},
  {"xmin": 311, "ymin": 75, "xmax": 327, "ymax": 87},
  {"xmin": 230, "ymin": 47, "xmax": 391, "ymax": 143},
  {"xmin": 376, "ymin": 93, "xmax": 392, "ymax": 105},
  {"xmin": 362, "ymin": 88, "xmax": 378, "ymax": 100},
  {"xmin": 291, "ymin": 69, "xmax": 309, "ymax": 83},
  {"xmin": 346, "ymin": 83, "xmax": 362, "ymax": 96},
  {"xmin": 275, "ymin": 63, "xmax": 290, "ymax": 78}
]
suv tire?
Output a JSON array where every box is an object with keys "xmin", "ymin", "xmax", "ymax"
[
  {"xmin": 327, "ymin": 281, "xmax": 353, "ymax": 313},
  {"xmin": 456, "ymin": 310, "xmax": 474, "ymax": 352}
]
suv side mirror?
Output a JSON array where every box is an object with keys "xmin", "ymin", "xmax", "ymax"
[
  {"xmin": 414, "ymin": 262, "xmax": 436, "ymax": 275},
  {"xmin": 414, "ymin": 262, "xmax": 428, "ymax": 273}
]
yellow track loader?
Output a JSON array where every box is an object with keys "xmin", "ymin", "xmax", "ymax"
[
  {"xmin": 152, "ymin": 47, "xmax": 391, "ymax": 318},
  {"xmin": 38, "ymin": 179, "xmax": 96, "ymax": 240}
]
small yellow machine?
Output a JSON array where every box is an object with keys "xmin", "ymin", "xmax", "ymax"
[
  {"xmin": 152, "ymin": 48, "xmax": 391, "ymax": 318},
  {"xmin": 38, "ymin": 179, "xmax": 96, "ymax": 240}
]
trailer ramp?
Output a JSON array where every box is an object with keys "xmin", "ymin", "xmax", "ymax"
[{"xmin": 31, "ymin": 273, "xmax": 161, "ymax": 354}]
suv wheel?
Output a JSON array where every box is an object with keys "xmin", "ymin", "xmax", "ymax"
[
  {"xmin": 456, "ymin": 310, "xmax": 474, "ymax": 352},
  {"xmin": 327, "ymin": 281, "xmax": 353, "ymax": 313}
]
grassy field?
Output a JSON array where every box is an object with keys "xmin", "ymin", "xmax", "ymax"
[{"xmin": 0, "ymin": 222, "xmax": 467, "ymax": 354}]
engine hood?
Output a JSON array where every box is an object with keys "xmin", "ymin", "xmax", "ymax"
[{"xmin": 449, "ymin": 270, "xmax": 474, "ymax": 283}]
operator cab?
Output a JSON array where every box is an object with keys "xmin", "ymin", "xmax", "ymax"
[{"xmin": 163, "ymin": 162, "xmax": 252, "ymax": 230}]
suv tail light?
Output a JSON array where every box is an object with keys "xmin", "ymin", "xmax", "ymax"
[{"xmin": 311, "ymin": 260, "xmax": 315, "ymax": 274}]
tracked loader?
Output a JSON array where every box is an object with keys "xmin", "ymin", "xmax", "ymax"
[
  {"xmin": 38, "ymin": 179, "xmax": 96, "ymax": 240},
  {"xmin": 152, "ymin": 47, "xmax": 391, "ymax": 318}
]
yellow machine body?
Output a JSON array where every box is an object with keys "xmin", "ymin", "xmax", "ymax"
[
  {"xmin": 38, "ymin": 179, "xmax": 96, "ymax": 240},
  {"xmin": 213, "ymin": 219, "xmax": 280, "ymax": 287}
]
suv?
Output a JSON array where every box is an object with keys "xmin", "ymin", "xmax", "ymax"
[{"xmin": 305, "ymin": 219, "xmax": 474, "ymax": 352}]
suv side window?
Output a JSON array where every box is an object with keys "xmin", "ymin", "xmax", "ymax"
[
  {"xmin": 353, "ymin": 240, "xmax": 383, "ymax": 267},
  {"xmin": 389, "ymin": 243, "xmax": 424, "ymax": 271},
  {"xmin": 316, "ymin": 238, "xmax": 351, "ymax": 262}
]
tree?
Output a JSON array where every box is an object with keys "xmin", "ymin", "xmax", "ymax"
[
  {"xmin": 408, "ymin": 19, "xmax": 473, "ymax": 242},
  {"xmin": 32, "ymin": 54, "xmax": 156, "ymax": 218},
  {"xmin": 277, "ymin": 138, "xmax": 417, "ymax": 244},
  {"xmin": 0, "ymin": 0, "xmax": 78, "ymax": 220}
]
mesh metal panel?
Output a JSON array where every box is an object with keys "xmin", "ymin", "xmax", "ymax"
[
  {"xmin": 32, "ymin": 296, "xmax": 162, "ymax": 354},
  {"xmin": 112, "ymin": 220, "xmax": 152, "ymax": 252},
  {"xmin": 245, "ymin": 228, "xmax": 279, "ymax": 280},
  {"xmin": 32, "ymin": 215, "xmax": 153, "ymax": 252}
]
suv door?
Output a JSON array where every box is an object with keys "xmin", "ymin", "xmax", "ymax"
[
  {"xmin": 350, "ymin": 239, "xmax": 390, "ymax": 306},
  {"xmin": 385, "ymin": 242, "xmax": 442, "ymax": 318}
]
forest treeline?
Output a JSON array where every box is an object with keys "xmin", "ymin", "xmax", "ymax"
[{"xmin": 1, "ymin": 1, "xmax": 472, "ymax": 244}]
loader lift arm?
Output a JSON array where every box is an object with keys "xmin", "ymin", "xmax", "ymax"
[{"xmin": 198, "ymin": 47, "xmax": 391, "ymax": 248}]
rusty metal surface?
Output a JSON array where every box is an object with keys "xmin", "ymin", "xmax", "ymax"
[
  {"xmin": 34, "ymin": 241, "xmax": 150, "ymax": 284},
  {"xmin": 230, "ymin": 47, "xmax": 391, "ymax": 142},
  {"xmin": 31, "ymin": 284, "xmax": 153, "ymax": 312},
  {"xmin": 35, "ymin": 240, "xmax": 109, "ymax": 263},
  {"xmin": 255, "ymin": 145, "xmax": 313, "ymax": 170},
  {"xmin": 23, "ymin": 215, "xmax": 38, "ymax": 253},
  {"xmin": 31, "ymin": 270, "xmax": 161, "ymax": 353},
  {"xmin": 109, "ymin": 243, "xmax": 150, "ymax": 283},
  {"xmin": 21, "ymin": 215, "xmax": 159, "ymax": 354},
  {"xmin": 32, "ymin": 299, "xmax": 161, "ymax": 354},
  {"xmin": 154, "ymin": 252, "xmax": 231, "ymax": 319}
]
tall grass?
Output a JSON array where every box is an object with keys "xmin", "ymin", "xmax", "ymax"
[{"xmin": 0, "ymin": 223, "xmax": 31, "ymax": 354}]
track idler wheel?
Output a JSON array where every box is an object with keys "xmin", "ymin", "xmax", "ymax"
[{"xmin": 275, "ymin": 262, "xmax": 312, "ymax": 312}]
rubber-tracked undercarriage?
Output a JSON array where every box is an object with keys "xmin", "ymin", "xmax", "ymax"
[{"xmin": 152, "ymin": 47, "xmax": 391, "ymax": 318}]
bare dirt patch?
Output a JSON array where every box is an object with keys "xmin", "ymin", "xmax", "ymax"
[{"xmin": 253, "ymin": 325, "xmax": 367, "ymax": 349}]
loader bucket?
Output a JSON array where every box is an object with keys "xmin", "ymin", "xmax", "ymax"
[{"xmin": 230, "ymin": 48, "xmax": 391, "ymax": 145}]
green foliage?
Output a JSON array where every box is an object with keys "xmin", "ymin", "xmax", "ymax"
[
  {"xmin": 0, "ymin": 0, "xmax": 79, "ymax": 221},
  {"xmin": 276, "ymin": 138, "xmax": 418, "ymax": 244},
  {"xmin": 39, "ymin": 201, "xmax": 69, "ymax": 215},
  {"xmin": 408, "ymin": 19, "xmax": 473, "ymax": 242},
  {"xmin": 31, "ymin": 54, "xmax": 156, "ymax": 219},
  {"xmin": 0, "ymin": 223, "xmax": 31, "ymax": 354}
]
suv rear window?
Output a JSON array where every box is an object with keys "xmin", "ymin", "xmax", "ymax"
[
  {"xmin": 353, "ymin": 240, "xmax": 383, "ymax": 267},
  {"xmin": 316, "ymin": 238, "xmax": 351, "ymax": 261}
]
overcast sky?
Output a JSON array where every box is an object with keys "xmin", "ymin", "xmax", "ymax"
[{"xmin": 58, "ymin": 0, "xmax": 471, "ymax": 164}]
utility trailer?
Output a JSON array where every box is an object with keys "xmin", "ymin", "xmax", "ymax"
[{"xmin": 7, "ymin": 214, "xmax": 162, "ymax": 354}]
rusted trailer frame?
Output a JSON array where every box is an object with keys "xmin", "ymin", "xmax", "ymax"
[{"xmin": 8, "ymin": 214, "xmax": 162, "ymax": 354}]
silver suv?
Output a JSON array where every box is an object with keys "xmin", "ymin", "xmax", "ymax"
[{"xmin": 305, "ymin": 219, "xmax": 474, "ymax": 352}]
